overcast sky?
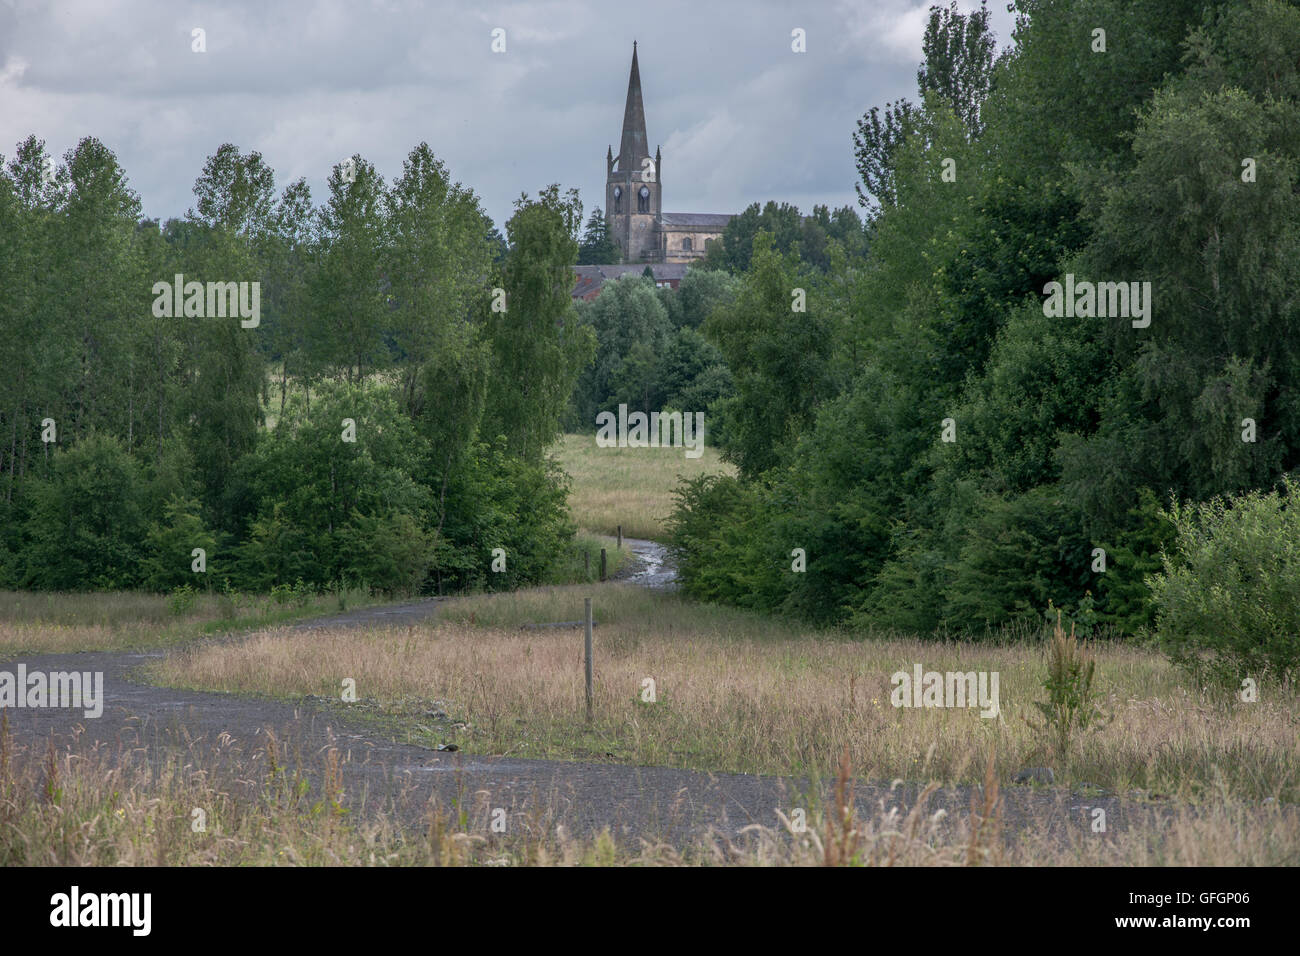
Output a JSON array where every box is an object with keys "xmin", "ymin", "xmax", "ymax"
[{"xmin": 0, "ymin": 0, "xmax": 1014, "ymax": 231}]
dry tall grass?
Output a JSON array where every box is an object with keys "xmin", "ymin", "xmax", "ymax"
[
  {"xmin": 150, "ymin": 584, "xmax": 1300, "ymax": 803},
  {"xmin": 1, "ymin": 715, "xmax": 1293, "ymax": 866}
]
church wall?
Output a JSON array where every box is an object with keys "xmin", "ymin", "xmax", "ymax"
[{"xmin": 660, "ymin": 229, "xmax": 724, "ymax": 263}]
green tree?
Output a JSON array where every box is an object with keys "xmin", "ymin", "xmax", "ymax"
[
  {"xmin": 578, "ymin": 208, "xmax": 620, "ymax": 264},
  {"xmin": 483, "ymin": 185, "xmax": 595, "ymax": 460},
  {"xmin": 704, "ymin": 233, "xmax": 833, "ymax": 479},
  {"xmin": 385, "ymin": 142, "xmax": 495, "ymax": 412},
  {"xmin": 852, "ymin": 100, "xmax": 917, "ymax": 215},
  {"xmin": 21, "ymin": 435, "xmax": 150, "ymax": 590},
  {"xmin": 142, "ymin": 496, "xmax": 220, "ymax": 592},
  {"xmin": 309, "ymin": 154, "xmax": 390, "ymax": 382},
  {"xmin": 916, "ymin": 0, "xmax": 999, "ymax": 138}
]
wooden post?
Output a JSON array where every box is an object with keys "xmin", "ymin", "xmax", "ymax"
[
  {"xmin": 584, "ymin": 598, "xmax": 594, "ymax": 723},
  {"xmin": 617, "ymin": 525, "xmax": 622, "ymax": 550},
  {"xmin": 600, "ymin": 548, "xmax": 607, "ymax": 582}
]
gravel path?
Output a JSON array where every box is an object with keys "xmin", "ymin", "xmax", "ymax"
[{"xmin": 0, "ymin": 560, "xmax": 1260, "ymax": 852}]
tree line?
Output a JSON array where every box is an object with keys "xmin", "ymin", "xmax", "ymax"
[
  {"xmin": 0, "ymin": 138, "xmax": 592, "ymax": 593},
  {"xmin": 667, "ymin": 0, "xmax": 1300, "ymax": 681}
]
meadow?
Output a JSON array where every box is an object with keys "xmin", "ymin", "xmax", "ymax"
[
  {"xmin": 2, "ymin": 710, "xmax": 1293, "ymax": 866},
  {"xmin": 2, "ymin": 437, "xmax": 1294, "ymax": 867},
  {"xmin": 551, "ymin": 433, "xmax": 733, "ymax": 539},
  {"xmin": 0, "ymin": 587, "xmax": 377, "ymax": 654},
  {"xmin": 147, "ymin": 583, "xmax": 1300, "ymax": 805}
]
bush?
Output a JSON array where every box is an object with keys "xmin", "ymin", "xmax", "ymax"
[
  {"xmin": 941, "ymin": 486, "xmax": 1093, "ymax": 634},
  {"xmin": 168, "ymin": 584, "xmax": 198, "ymax": 616},
  {"xmin": 666, "ymin": 473, "xmax": 780, "ymax": 609},
  {"xmin": 142, "ymin": 496, "xmax": 220, "ymax": 592},
  {"xmin": 1029, "ymin": 612, "xmax": 1107, "ymax": 761},
  {"xmin": 229, "ymin": 382, "xmax": 431, "ymax": 591},
  {"xmin": 1149, "ymin": 478, "xmax": 1300, "ymax": 687},
  {"xmin": 20, "ymin": 435, "xmax": 150, "ymax": 590}
]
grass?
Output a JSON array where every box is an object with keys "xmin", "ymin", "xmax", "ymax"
[
  {"xmin": 149, "ymin": 583, "xmax": 1300, "ymax": 804},
  {"xmin": 551, "ymin": 432, "xmax": 733, "ymax": 539},
  {"xmin": 2, "ymin": 714, "xmax": 1294, "ymax": 866},
  {"xmin": 0, "ymin": 587, "xmax": 377, "ymax": 654},
  {"xmin": 538, "ymin": 532, "xmax": 633, "ymax": 585}
]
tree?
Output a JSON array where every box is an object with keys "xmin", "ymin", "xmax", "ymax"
[
  {"xmin": 182, "ymin": 145, "xmax": 271, "ymax": 522},
  {"xmin": 309, "ymin": 154, "xmax": 390, "ymax": 382},
  {"xmin": 852, "ymin": 100, "xmax": 917, "ymax": 215},
  {"xmin": 661, "ymin": 267, "xmax": 739, "ymax": 329},
  {"xmin": 21, "ymin": 435, "xmax": 150, "ymax": 590},
  {"xmin": 578, "ymin": 208, "xmax": 620, "ymax": 264},
  {"xmin": 917, "ymin": 0, "xmax": 998, "ymax": 139},
  {"xmin": 854, "ymin": 1, "xmax": 997, "ymax": 216},
  {"xmin": 189, "ymin": 143, "xmax": 275, "ymax": 237},
  {"xmin": 701, "ymin": 200, "xmax": 850, "ymax": 273},
  {"xmin": 571, "ymin": 274, "xmax": 671, "ymax": 424},
  {"xmin": 704, "ymin": 233, "xmax": 834, "ymax": 478},
  {"xmin": 384, "ymin": 142, "xmax": 495, "ymax": 412},
  {"xmin": 263, "ymin": 177, "xmax": 316, "ymax": 416},
  {"xmin": 483, "ymin": 185, "xmax": 595, "ymax": 460}
]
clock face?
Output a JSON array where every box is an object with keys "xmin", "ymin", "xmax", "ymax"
[
  {"xmin": 639, "ymin": 186, "xmax": 650, "ymax": 198},
  {"xmin": 613, "ymin": 187, "xmax": 621, "ymax": 198}
]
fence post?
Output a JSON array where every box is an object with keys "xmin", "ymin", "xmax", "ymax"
[
  {"xmin": 584, "ymin": 598, "xmax": 594, "ymax": 723},
  {"xmin": 617, "ymin": 525, "xmax": 622, "ymax": 550}
]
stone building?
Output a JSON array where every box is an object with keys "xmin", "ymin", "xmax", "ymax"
[{"xmin": 605, "ymin": 43, "xmax": 733, "ymax": 264}]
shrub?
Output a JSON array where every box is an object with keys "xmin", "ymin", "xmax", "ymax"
[
  {"xmin": 1149, "ymin": 478, "xmax": 1300, "ymax": 687},
  {"xmin": 142, "ymin": 496, "xmax": 219, "ymax": 592},
  {"xmin": 942, "ymin": 486, "xmax": 1093, "ymax": 633},
  {"xmin": 1029, "ymin": 612, "xmax": 1106, "ymax": 761},
  {"xmin": 168, "ymin": 584, "xmax": 198, "ymax": 616},
  {"xmin": 666, "ymin": 473, "xmax": 777, "ymax": 609},
  {"xmin": 20, "ymin": 435, "xmax": 149, "ymax": 590}
]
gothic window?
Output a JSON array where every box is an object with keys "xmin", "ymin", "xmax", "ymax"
[
  {"xmin": 638, "ymin": 185, "xmax": 650, "ymax": 213},
  {"xmin": 613, "ymin": 186, "xmax": 622, "ymax": 213},
  {"xmin": 682, "ymin": 237, "xmax": 693, "ymax": 252}
]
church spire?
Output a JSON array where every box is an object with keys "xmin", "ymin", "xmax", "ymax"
[{"xmin": 617, "ymin": 42, "xmax": 649, "ymax": 173}]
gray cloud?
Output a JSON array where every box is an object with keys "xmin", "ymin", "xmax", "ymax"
[{"xmin": 0, "ymin": 0, "xmax": 1013, "ymax": 229}]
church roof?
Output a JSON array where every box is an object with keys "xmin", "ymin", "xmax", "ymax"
[
  {"xmin": 659, "ymin": 212, "xmax": 735, "ymax": 228},
  {"xmin": 574, "ymin": 264, "xmax": 690, "ymax": 282},
  {"xmin": 571, "ymin": 263, "xmax": 691, "ymax": 299},
  {"xmin": 615, "ymin": 43, "xmax": 650, "ymax": 174}
]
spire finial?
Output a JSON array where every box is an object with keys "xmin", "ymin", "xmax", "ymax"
[{"xmin": 616, "ymin": 42, "xmax": 649, "ymax": 175}]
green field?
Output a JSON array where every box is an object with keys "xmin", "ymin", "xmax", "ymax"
[{"xmin": 551, "ymin": 432, "xmax": 733, "ymax": 539}]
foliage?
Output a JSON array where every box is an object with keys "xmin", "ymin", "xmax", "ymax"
[
  {"xmin": 1029, "ymin": 612, "xmax": 1106, "ymax": 760},
  {"xmin": 1149, "ymin": 479, "xmax": 1300, "ymax": 687},
  {"xmin": 671, "ymin": 0, "xmax": 1300, "ymax": 643},
  {"xmin": 578, "ymin": 208, "xmax": 620, "ymax": 264}
]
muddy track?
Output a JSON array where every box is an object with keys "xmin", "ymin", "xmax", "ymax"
[{"xmin": 0, "ymin": 570, "xmax": 1268, "ymax": 852}]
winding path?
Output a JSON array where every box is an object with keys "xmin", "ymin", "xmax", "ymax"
[{"xmin": 0, "ymin": 545, "xmax": 1248, "ymax": 853}]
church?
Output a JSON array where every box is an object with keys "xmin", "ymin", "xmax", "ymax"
[{"xmin": 604, "ymin": 43, "xmax": 734, "ymax": 263}]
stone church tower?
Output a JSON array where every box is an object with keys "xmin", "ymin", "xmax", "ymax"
[
  {"xmin": 606, "ymin": 42, "xmax": 662, "ymax": 262},
  {"xmin": 603, "ymin": 43, "xmax": 733, "ymax": 264}
]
